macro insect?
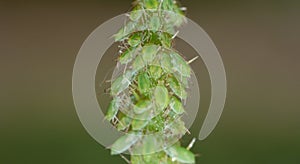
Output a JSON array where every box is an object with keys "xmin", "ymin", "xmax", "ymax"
[{"xmin": 105, "ymin": 0, "xmax": 197, "ymax": 163}]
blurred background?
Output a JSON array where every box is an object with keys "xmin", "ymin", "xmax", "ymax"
[{"xmin": 1, "ymin": 0, "xmax": 299, "ymax": 163}]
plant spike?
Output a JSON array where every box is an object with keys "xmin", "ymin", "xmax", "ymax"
[{"xmin": 105, "ymin": 0, "xmax": 196, "ymax": 163}]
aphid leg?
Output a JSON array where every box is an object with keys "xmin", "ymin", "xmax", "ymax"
[
  {"xmin": 188, "ymin": 56, "xmax": 199, "ymax": 64},
  {"xmin": 104, "ymin": 87, "xmax": 111, "ymax": 94},
  {"xmin": 99, "ymin": 66, "xmax": 115, "ymax": 88},
  {"xmin": 186, "ymin": 128, "xmax": 191, "ymax": 135},
  {"xmin": 123, "ymin": 64, "xmax": 128, "ymax": 74},
  {"xmin": 125, "ymin": 119, "xmax": 133, "ymax": 133},
  {"xmin": 187, "ymin": 138, "xmax": 196, "ymax": 150},
  {"xmin": 158, "ymin": 0, "xmax": 163, "ymax": 16},
  {"xmin": 120, "ymin": 154, "xmax": 130, "ymax": 164},
  {"xmin": 113, "ymin": 117, "xmax": 121, "ymax": 126}
]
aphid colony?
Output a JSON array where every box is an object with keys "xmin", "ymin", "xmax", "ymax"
[{"xmin": 105, "ymin": 0, "xmax": 196, "ymax": 163}]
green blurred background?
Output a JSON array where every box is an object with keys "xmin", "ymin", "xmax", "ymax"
[{"xmin": 1, "ymin": 0, "xmax": 299, "ymax": 163}]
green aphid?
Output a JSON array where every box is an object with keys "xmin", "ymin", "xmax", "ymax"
[
  {"xmin": 114, "ymin": 22, "xmax": 135, "ymax": 41},
  {"xmin": 128, "ymin": 33, "xmax": 141, "ymax": 47},
  {"xmin": 165, "ymin": 145, "xmax": 195, "ymax": 163},
  {"xmin": 160, "ymin": 33, "xmax": 172, "ymax": 47},
  {"xmin": 134, "ymin": 108, "xmax": 152, "ymax": 120},
  {"xmin": 142, "ymin": 44, "xmax": 159, "ymax": 64},
  {"xmin": 149, "ymin": 16, "xmax": 160, "ymax": 32},
  {"xmin": 169, "ymin": 96, "xmax": 184, "ymax": 115},
  {"xmin": 162, "ymin": 24, "xmax": 176, "ymax": 35},
  {"xmin": 154, "ymin": 85, "xmax": 169, "ymax": 111},
  {"xmin": 105, "ymin": 99, "xmax": 119, "ymax": 121},
  {"xmin": 132, "ymin": 55, "xmax": 146, "ymax": 71},
  {"xmin": 167, "ymin": 76, "xmax": 187, "ymax": 100},
  {"xmin": 114, "ymin": 27, "xmax": 126, "ymax": 42},
  {"xmin": 169, "ymin": 119, "xmax": 186, "ymax": 135},
  {"xmin": 142, "ymin": 135, "xmax": 163, "ymax": 154},
  {"xmin": 149, "ymin": 114, "xmax": 165, "ymax": 132},
  {"xmin": 137, "ymin": 72, "xmax": 151, "ymax": 95},
  {"xmin": 110, "ymin": 132, "xmax": 140, "ymax": 155},
  {"xmin": 173, "ymin": 72, "xmax": 189, "ymax": 88},
  {"xmin": 117, "ymin": 116, "xmax": 131, "ymax": 131},
  {"xmin": 162, "ymin": 0, "xmax": 174, "ymax": 11},
  {"xmin": 167, "ymin": 11, "xmax": 185, "ymax": 28},
  {"xmin": 111, "ymin": 71, "xmax": 133, "ymax": 95},
  {"xmin": 160, "ymin": 52, "xmax": 173, "ymax": 73},
  {"xmin": 131, "ymin": 155, "xmax": 144, "ymax": 164},
  {"xmin": 132, "ymin": 135, "xmax": 162, "ymax": 155},
  {"xmin": 143, "ymin": 0, "xmax": 159, "ymax": 9},
  {"xmin": 170, "ymin": 53, "xmax": 191, "ymax": 77},
  {"xmin": 133, "ymin": 99, "xmax": 152, "ymax": 114},
  {"xmin": 148, "ymin": 65, "xmax": 163, "ymax": 81},
  {"xmin": 131, "ymin": 119, "xmax": 149, "ymax": 131},
  {"xmin": 119, "ymin": 48, "xmax": 135, "ymax": 64},
  {"xmin": 130, "ymin": 8, "xmax": 143, "ymax": 21}
]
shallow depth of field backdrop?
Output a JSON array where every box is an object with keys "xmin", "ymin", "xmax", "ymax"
[{"xmin": 1, "ymin": 0, "xmax": 299, "ymax": 163}]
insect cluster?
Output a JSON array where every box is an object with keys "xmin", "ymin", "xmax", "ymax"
[{"xmin": 105, "ymin": 0, "xmax": 196, "ymax": 163}]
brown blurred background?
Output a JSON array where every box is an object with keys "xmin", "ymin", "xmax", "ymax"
[{"xmin": 1, "ymin": 0, "xmax": 300, "ymax": 163}]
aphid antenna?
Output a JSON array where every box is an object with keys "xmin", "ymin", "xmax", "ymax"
[
  {"xmin": 99, "ymin": 65, "xmax": 115, "ymax": 87},
  {"xmin": 102, "ymin": 116, "xmax": 107, "ymax": 123},
  {"xmin": 183, "ymin": 98, "xmax": 187, "ymax": 106},
  {"xmin": 194, "ymin": 153, "xmax": 202, "ymax": 157},
  {"xmin": 141, "ymin": 5, "xmax": 150, "ymax": 17},
  {"xmin": 123, "ymin": 64, "xmax": 128, "ymax": 74},
  {"xmin": 180, "ymin": 7, "xmax": 187, "ymax": 11},
  {"xmin": 187, "ymin": 56, "xmax": 199, "ymax": 64},
  {"xmin": 125, "ymin": 13, "xmax": 130, "ymax": 18},
  {"xmin": 171, "ymin": 31, "xmax": 179, "ymax": 39},
  {"xmin": 104, "ymin": 88, "xmax": 111, "ymax": 94}
]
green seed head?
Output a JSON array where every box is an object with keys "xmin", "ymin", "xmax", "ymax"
[{"xmin": 105, "ymin": 0, "xmax": 196, "ymax": 163}]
